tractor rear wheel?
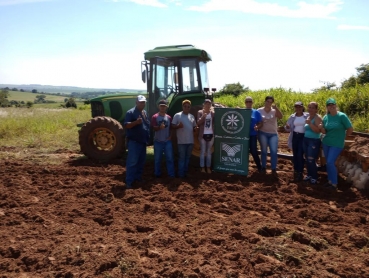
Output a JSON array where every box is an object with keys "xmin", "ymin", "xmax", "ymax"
[{"xmin": 79, "ymin": 116, "xmax": 125, "ymax": 160}]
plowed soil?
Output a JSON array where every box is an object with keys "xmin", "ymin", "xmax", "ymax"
[{"xmin": 1, "ymin": 133, "xmax": 369, "ymax": 278}]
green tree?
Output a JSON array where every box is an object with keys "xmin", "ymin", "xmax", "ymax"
[
  {"xmin": 356, "ymin": 63, "xmax": 369, "ymax": 85},
  {"xmin": 32, "ymin": 89, "xmax": 38, "ymax": 94},
  {"xmin": 341, "ymin": 76, "xmax": 357, "ymax": 89},
  {"xmin": 26, "ymin": 101, "xmax": 33, "ymax": 108},
  {"xmin": 34, "ymin": 95, "xmax": 46, "ymax": 103},
  {"xmin": 219, "ymin": 82, "xmax": 249, "ymax": 97},
  {"xmin": 0, "ymin": 89, "xmax": 9, "ymax": 107},
  {"xmin": 312, "ymin": 81, "xmax": 337, "ymax": 92},
  {"xmin": 65, "ymin": 97, "xmax": 77, "ymax": 108},
  {"xmin": 341, "ymin": 63, "xmax": 369, "ymax": 88}
]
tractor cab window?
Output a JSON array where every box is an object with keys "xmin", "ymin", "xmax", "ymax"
[
  {"xmin": 180, "ymin": 59, "xmax": 199, "ymax": 93},
  {"xmin": 152, "ymin": 58, "xmax": 177, "ymax": 103}
]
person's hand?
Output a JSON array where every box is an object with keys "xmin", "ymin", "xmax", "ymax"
[
  {"xmin": 177, "ymin": 122, "xmax": 183, "ymax": 128},
  {"xmin": 160, "ymin": 121, "xmax": 165, "ymax": 130},
  {"xmin": 319, "ymin": 123, "xmax": 325, "ymax": 132},
  {"xmin": 202, "ymin": 113, "xmax": 207, "ymax": 119},
  {"xmin": 254, "ymin": 125, "xmax": 258, "ymax": 131},
  {"xmin": 136, "ymin": 116, "xmax": 143, "ymax": 125},
  {"xmin": 306, "ymin": 118, "xmax": 311, "ymax": 125},
  {"xmin": 285, "ymin": 123, "xmax": 290, "ymax": 129},
  {"xmin": 194, "ymin": 126, "xmax": 199, "ymax": 131},
  {"xmin": 272, "ymin": 103, "xmax": 277, "ymax": 109}
]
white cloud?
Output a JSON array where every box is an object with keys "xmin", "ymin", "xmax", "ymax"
[
  {"xmin": 118, "ymin": 0, "xmax": 167, "ymax": 8},
  {"xmin": 187, "ymin": 0, "xmax": 343, "ymax": 19},
  {"xmin": 337, "ymin": 24, "xmax": 369, "ymax": 30},
  {"xmin": 0, "ymin": 0, "xmax": 52, "ymax": 5}
]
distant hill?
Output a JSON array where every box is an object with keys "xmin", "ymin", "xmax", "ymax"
[{"xmin": 1, "ymin": 84, "xmax": 146, "ymax": 95}]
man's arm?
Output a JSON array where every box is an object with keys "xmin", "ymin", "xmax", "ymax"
[{"xmin": 125, "ymin": 115, "xmax": 142, "ymax": 129}]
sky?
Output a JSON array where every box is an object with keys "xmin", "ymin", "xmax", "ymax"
[{"xmin": 0, "ymin": 0, "xmax": 368, "ymax": 92}]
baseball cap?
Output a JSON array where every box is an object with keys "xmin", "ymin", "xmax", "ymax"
[
  {"xmin": 294, "ymin": 101, "xmax": 303, "ymax": 107},
  {"xmin": 158, "ymin": 99, "xmax": 168, "ymax": 106},
  {"xmin": 137, "ymin": 95, "xmax": 146, "ymax": 102},
  {"xmin": 326, "ymin": 98, "xmax": 336, "ymax": 105},
  {"xmin": 204, "ymin": 99, "xmax": 211, "ymax": 103},
  {"xmin": 182, "ymin": 99, "xmax": 191, "ymax": 105}
]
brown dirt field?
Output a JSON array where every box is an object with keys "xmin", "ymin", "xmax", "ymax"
[{"xmin": 1, "ymin": 133, "xmax": 369, "ymax": 277}]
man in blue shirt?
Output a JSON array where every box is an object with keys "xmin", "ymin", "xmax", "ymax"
[
  {"xmin": 245, "ymin": 96, "xmax": 263, "ymax": 173},
  {"xmin": 124, "ymin": 95, "xmax": 150, "ymax": 189}
]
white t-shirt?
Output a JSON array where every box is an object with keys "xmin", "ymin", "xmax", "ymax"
[
  {"xmin": 203, "ymin": 113, "xmax": 213, "ymax": 135},
  {"xmin": 293, "ymin": 116, "xmax": 305, "ymax": 133},
  {"xmin": 172, "ymin": 112, "xmax": 196, "ymax": 144}
]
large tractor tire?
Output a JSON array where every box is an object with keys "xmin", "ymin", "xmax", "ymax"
[{"xmin": 79, "ymin": 116, "xmax": 125, "ymax": 160}]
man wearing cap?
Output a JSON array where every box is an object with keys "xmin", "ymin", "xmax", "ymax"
[
  {"xmin": 172, "ymin": 99, "xmax": 198, "ymax": 178},
  {"xmin": 320, "ymin": 98, "xmax": 353, "ymax": 190},
  {"xmin": 151, "ymin": 100, "xmax": 175, "ymax": 178},
  {"xmin": 124, "ymin": 95, "xmax": 150, "ymax": 189},
  {"xmin": 285, "ymin": 101, "xmax": 309, "ymax": 182},
  {"xmin": 245, "ymin": 96, "xmax": 263, "ymax": 173}
]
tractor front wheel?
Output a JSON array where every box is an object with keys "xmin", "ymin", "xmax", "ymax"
[{"xmin": 79, "ymin": 116, "xmax": 125, "ymax": 160}]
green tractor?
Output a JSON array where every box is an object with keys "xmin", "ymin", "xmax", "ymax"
[{"xmin": 78, "ymin": 44, "xmax": 215, "ymax": 160}]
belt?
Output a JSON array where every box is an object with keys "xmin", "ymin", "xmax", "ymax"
[{"xmin": 293, "ymin": 131, "xmax": 305, "ymax": 135}]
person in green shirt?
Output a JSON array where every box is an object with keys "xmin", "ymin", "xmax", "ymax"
[{"xmin": 320, "ymin": 98, "xmax": 353, "ymax": 190}]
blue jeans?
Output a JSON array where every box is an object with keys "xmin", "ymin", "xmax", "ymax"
[
  {"xmin": 249, "ymin": 135, "xmax": 261, "ymax": 170},
  {"xmin": 292, "ymin": 132, "xmax": 305, "ymax": 173},
  {"xmin": 322, "ymin": 143, "xmax": 343, "ymax": 185},
  {"xmin": 177, "ymin": 144, "xmax": 193, "ymax": 178},
  {"xmin": 303, "ymin": 137, "xmax": 321, "ymax": 180},
  {"xmin": 258, "ymin": 131, "xmax": 278, "ymax": 170},
  {"xmin": 200, "ymin": 137, "xmax": 214, "ymax": 167},
  {"xmin": 154, "ymin": 140, "xmax": 175, "ymax": 177},
  {"xmin": 126, "ymin": 140, "xmax": 147, "ymax": 186}
]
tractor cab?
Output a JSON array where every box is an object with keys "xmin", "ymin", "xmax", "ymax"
[
  {"xmin": 141, "ymin": 45, "xmax": 214, "ymax": 118},
  {"xmin": 78, "ymin": 44, "xmax": 215, "ymax": 161}
]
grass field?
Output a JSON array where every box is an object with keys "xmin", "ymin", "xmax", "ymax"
[
  {"xmin": 0, "ymin": 107, "xmax": 91, "ymax": 152},
  {"xmin": 7, "ymin": 90, "xmax": 69, "ymax": 102}
]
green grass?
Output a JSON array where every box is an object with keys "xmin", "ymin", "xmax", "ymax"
[
  {"xmin": 0, "ymin": 107, "xmax": 91, "ymax": 151},
  {"xmin": 8, "ymin": 90, "xmax": 69, "ymax": 102},
  {"xmin": 33, "ymin": 101, "xmax": 87, "ymax": 109},
  {"xmin": 214, "ymin": 85, "xmax": 369, "ymax": 132}
]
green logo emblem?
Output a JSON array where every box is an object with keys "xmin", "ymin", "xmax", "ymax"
[{"xmin": 220, "ymin": 111, "xmax": 244, "ymax": 134}]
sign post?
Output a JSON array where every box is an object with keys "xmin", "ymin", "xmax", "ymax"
[{"xmin": 213, "ymin": 108, "xmax": 251, "ymax": 176}]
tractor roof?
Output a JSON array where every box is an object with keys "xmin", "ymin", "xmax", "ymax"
[{"xmin": 144, "ymin": 44, "xmax": 212, "ymax": 62}]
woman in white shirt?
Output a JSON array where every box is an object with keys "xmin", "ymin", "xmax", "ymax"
[{"xmin": 285, "ymin": 101, "xmax": 309, "ymax": 182}]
